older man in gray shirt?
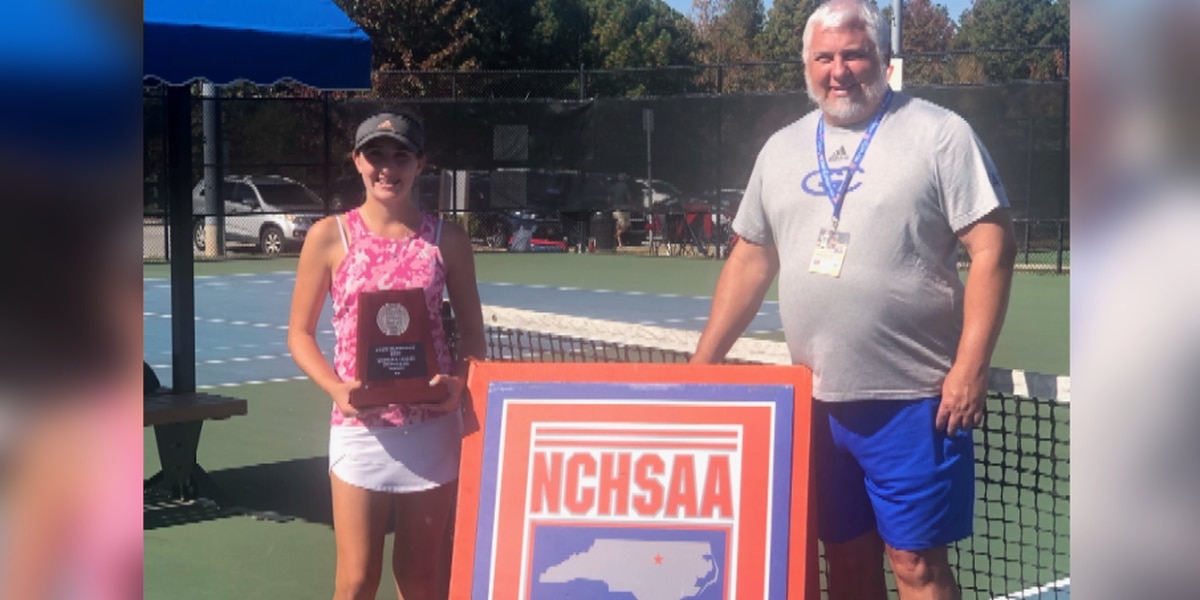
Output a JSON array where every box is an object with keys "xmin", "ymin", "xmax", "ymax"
[{"xmin": 691, "ymin": 1, "xmax": 1017, "ymax": 598}]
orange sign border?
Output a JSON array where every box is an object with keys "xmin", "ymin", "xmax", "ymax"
[{"xmin": 450, "ymin": 361, "xmax": 818, "ymax": 599}]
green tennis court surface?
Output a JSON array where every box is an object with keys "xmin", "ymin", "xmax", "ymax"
[{"xmin": 145, "ymin": 253, "xmax": 1068, "ymax": 598}]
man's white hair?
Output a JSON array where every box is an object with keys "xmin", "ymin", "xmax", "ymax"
[{"xmin": 801, "ymin": 0, "xmax": 892, "ymax": 67}]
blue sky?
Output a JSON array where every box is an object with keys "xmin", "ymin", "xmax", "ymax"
[{"xmin": 662, "ymin": 0, "xmax": 976, "ymax": 24}]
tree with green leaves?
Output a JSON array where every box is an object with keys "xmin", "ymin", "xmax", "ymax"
[
  {"xmin": 466, "ymin": 0, "xmax": 698, "ymax": 74},
  {"xmin": 333, "ymin": 0, "xmax": 479, "ymax": 71},
  {"xmin": 692, "ymin": 0, "xmax": 768, "ymax": 91},
  {"xmin": 693, "ymin": 0, "xmax": 765, "ymax": 63},
  {"xmin": 755, "ymin": 0, "xmax": 821, "ymax": 91},
  {"xmin": 759, "ymin": 0, "xmax": 821, "ymax": 62},
  {"xmin": 583, "ymin": 0, "xmax": 702, "ymax": 95},
  {"xmin": 897, "ymin": 0, "xmax": 957, "ymax": 84},
  {"xmin": 954, "ymin": 0, "xmax": 1069, "ymax": 82},
  {"xmin": 465, "ymin": 0, "xmax": 592, "ymax": 69},
  {"xmin": 588, "ymin": 0, "xmax": 700, "ymax": 68}
]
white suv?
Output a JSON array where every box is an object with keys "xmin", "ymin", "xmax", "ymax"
[{"xmin": 192, "ymin": 175, "xmax": 326, "ymax": 255}]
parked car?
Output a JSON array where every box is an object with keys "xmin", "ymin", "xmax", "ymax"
[
  {"xmin": 635, "ymin": 178, "xmax": 684, "ymax": 209},
  {"xmin": 192, "ymin": 175, "xmax": 326, "ymax": 255}
]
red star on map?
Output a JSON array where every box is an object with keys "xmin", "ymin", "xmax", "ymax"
[{"xmin": 654, "ymin": 553, "xmax": 663, "ymax": 565}]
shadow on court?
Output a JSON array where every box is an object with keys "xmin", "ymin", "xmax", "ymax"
[{"xmin": 145, "ymin": 456, "xmax": 334, "ymax": 531}]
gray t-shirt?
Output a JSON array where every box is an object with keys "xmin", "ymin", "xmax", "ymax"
[{"xmin": 733, "ymin": 93, "xmax": 1009, "ymax": 401}]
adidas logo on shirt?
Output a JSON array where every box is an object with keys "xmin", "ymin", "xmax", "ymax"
[{"xmin": 828, "ymin": 145, "xmax": 849, "ymax": 163}]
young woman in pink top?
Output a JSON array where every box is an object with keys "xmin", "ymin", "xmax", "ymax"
[{"xmin": 288, "ymin": 111, "xmax": 485, "ymax": 600}]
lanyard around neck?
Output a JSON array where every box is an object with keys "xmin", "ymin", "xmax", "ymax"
[{"xmin": 816, "ymin": 90, "xmax": 893, "ymax": 230}]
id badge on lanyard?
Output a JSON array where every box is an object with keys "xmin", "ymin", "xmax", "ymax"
[{"xmin": 808, "ymin": 91, "xmax": 893, "ymax": 278}]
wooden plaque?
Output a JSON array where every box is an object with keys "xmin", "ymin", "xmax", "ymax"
[{"xmin": 350, "ymin": 288, "xmax": 447, "ymax": 406}]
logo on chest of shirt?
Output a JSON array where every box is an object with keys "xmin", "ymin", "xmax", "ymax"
[{"xmin": 801, "ymin": 165, "xmax": 866, "ymax": 197}]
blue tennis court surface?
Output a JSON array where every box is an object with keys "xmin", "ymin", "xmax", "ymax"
[
  {"xmin": 143, "ymin": 271, "xmax": 785, "ymax": 388},
  {"xmin": 144, "ymin": 272, "xmax": 332, "ymax": 388}
]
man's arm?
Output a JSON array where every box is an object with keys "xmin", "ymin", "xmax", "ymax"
[
  {"xmin": 691, "ymin": 237, "xmax": 780, "ymax": 364},
  {"xmin": 937, "ymin": 208, "xmax": 1017, "ymax": 435}
]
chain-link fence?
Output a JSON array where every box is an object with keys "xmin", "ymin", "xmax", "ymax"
[
  {"xmin": 145, "ymin": 47, "xmax": 1069, "ymax": 271},
  {"xmin": 958, "ymin": 218, "xmax": 1069, "ymax": 273}
]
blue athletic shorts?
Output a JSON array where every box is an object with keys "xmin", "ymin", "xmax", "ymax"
[{"xmin": 812, "ymin": 397, "xmax": 975, "ymax": 551}]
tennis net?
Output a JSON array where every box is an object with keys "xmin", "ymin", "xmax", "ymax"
[{"xmin": 474, "ymin": 305, "xmax": 1071, "ymax": 599}]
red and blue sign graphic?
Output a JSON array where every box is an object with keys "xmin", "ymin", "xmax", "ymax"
[{"xmin": 468, "ymin": 381, "xmax": 795, "ymax": 600}]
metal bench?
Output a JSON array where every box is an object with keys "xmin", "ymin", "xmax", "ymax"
[{"xmin": 144, "ymin": 390, "xmax": 248, "ymax": 505}]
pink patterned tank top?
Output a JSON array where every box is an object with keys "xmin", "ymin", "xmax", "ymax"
[{"xmin": 329, "ymin": 209, "xmax": 453, "ymax": 428}]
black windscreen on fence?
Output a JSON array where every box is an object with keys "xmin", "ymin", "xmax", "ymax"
[
  {"xmin": 145, "ymin": 78, "xmax": 1067, "ymax": 220},
  {"xmin": 143, "ymin": 65, "xmax": 1068, "ymax": 270}
]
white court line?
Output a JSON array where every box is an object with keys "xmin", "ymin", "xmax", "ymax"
[
  {"xmin": 151, "ymin": 353, "xmax": 291, "ymax": 369},
  {"xmin": 152, "ymin": 338, "xmax": 329, "ymax": 357},
  {"xmin": 990, "ymin": 577, "xmax": 1070, "ymax": 599},
  {"xmin": 143, "ymin": 311, "xmax": 288, "ymax": 331},
  {"xmin": 197, "ymin": 375, "xmax": 310, "ymax": 390},
  {"xmin": 479, "ymin": 282, "xmax": 720, "ymax": 302}
]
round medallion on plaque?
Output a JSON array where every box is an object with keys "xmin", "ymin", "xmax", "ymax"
[{"xmin": 376, "ymin": 302, "xmax": 411, "ymax": 336}]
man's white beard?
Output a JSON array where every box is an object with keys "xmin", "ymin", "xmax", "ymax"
[{"xmin": 807, "ymin": 70, "xmax": 890, "ymax": 125}]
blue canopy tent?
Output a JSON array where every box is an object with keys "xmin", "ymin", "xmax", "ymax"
[
  {"xmin": 144, "ymin": 0, "xmax": 372, "ymax": 393},
  {"xmin": 0, "ymin": 3, "xmax": 131, "ymax": 157}
]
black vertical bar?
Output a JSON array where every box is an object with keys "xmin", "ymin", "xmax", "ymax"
[
  {"xmin": 161, "ymin": 90, "xmax": 171, "ymax": 263},
  {"xmin": 202, "ymin": 83, "xmax": 223, "ymax": 256},
  {"xmin": 1058, "ymin": 66, "xmax": 1069, "ymax": 273},
  {"xmin": 452, "ymin": 72, "xmax": 459, "ymax": 220},
  {"xmin": 1056, "ymin": 219, "xmax": 1065, "ymax": 274},
  {"xmin": 1026, "ymin": 117, "xmax": 1034, "ymax": 223},
  {"xmin": 715, "ymin": 65, "xmax": 724, "ymax": 260},
  {"xmin": 1022, "ymin": 220, "xmax": 1030, "ymax": 266},
  {"xmin": 323, "ymin": 92, "xmax": 332, "ymax": 214},
  {"xmin": 167, "ymin": 84, "xmax": 196, "ymax": 393}
]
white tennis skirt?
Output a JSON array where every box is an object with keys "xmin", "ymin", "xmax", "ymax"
[{"xmin": 328, "ymin": 410, "xmax": 463, "ymax": 493}]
